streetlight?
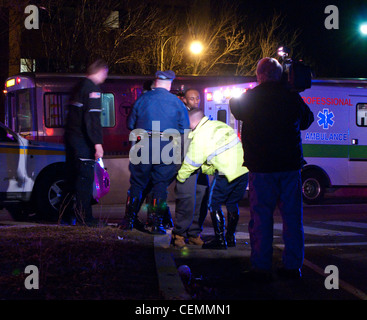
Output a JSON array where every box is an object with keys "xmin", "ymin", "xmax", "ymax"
[
  {"xmin": 190, "ymin": 40, "xmax": 203, "ymax": 55},
  {"xmin": 360, "ymin": 23, "xmax": 367, "ymax": 35}
]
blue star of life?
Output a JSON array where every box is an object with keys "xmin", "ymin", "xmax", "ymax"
[{"xmin": 317, "ymin": 108, "xmax": 334, "ymax": 129}]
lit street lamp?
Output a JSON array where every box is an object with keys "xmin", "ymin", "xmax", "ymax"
[
  {"xmin": 360, "ymin": 23, "xmax": 367, "ymax": 35},
  {"xmin": 190, "ymin": 40, "xmax": 204, "ymax": 55}
]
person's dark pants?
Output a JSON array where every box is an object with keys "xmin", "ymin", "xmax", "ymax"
[
  {"xmin": 208, "ymin": 172, "xmax": 248, "ymax": 212},
  {"xmin": 173, "ymin": 171, "xmax": 208, "ymax": 238},
  {"xmin": 248, "ymin": 170, "xmax": 304, "ymax": 271},
  {"xmin": 128, "ymin": 138, "xmax": 177, "ymax": 201},
  {"xmin": 63, "ymin": 138, "xmax": 95, "ymax": 223},
  {"xmin": 197, "ymin": 172, "xmax": 210, "ymax": 228},
  {"xmin": 128, "ymin": 161, "xmax": 177, "ymax": 201}
]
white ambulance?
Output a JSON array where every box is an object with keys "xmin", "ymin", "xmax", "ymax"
[{"xmin": 204, "ymin": 79, "xmax": 367, "ymax": 204}]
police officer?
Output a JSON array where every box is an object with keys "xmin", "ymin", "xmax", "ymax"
[
  {"xmin": 119, "ymin": 70, "xmax": 190, "ymax": 234},
  {"xmin": 63, "ymin": 59, "xmax": 108, "ymax": 226}
]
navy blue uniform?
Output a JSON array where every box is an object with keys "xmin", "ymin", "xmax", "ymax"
[
  {"xmin": 127, "ymin": 87, "xmax": 189, "ymax": 201},
  {"xmin": 127, "ymin": 87, "xmax": 189, "ymax": 133}
]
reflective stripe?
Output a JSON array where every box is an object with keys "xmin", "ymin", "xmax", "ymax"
[
  {"xmin": 89, "ymin": 109, "xmax": 102, "ymax": 112},
  {"xmin": 184, "ymin": 155, "xmax": 202, "ymax": 167},
  {"xmin": 71, "ymin": 101, "xmax": 83, "ymax": 107},
  {"xmin": 207, "ymin": 137, "xmax": 240, "ymax": 162}
]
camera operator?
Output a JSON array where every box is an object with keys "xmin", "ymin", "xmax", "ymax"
[{"xmin": 229, "ymin": 57, "xmax": 314, "ymax": 281}]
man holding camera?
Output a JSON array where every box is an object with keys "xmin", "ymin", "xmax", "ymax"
[{"xmin": 229, "ymin": 57, "xmax": 314, "ymax": 280}]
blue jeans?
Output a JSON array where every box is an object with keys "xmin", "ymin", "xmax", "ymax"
[{"xmin": 248, "ymin": 170, "xmax": 304, "ymax": 270}]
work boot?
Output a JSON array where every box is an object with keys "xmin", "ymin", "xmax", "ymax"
[
  {"xmin": 170, "ymin": 233, "xmax": 186, "ymax": 249},
  {"xmin": 188, "ymin": 235, "xmax": 204, "ymax": 246},
  {"xmin": 145, "ymin": 198, "xmax": 166, "ymax": 235},
  {"xmin": 118, "ymin": 195, "xmax": 140, "ymax": 230},
  {"xmin": 226, "ymin": 209, "xmax": 240, "ymax": 247},
  {"xmin": 202, "ymin": 210, "xmax": 227, "ymax": 249}
]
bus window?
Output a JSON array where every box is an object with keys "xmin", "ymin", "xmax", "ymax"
[
  {"xmin": 16, "ymin": 89, "xmax": 34, "ymax": 133},
  {"xmin": 101, "ymin": 93, "xmax": 115, "ymax": 127},
  {"xmin": 44, "ymin": 93, "xmax": 70, "ymax": 128},
  {"xmin": 44, "ymin": 92, "xmax": 115, "ymax": 128},
  {"xmin": 5, "ymin": 92, "xmax": 15, "ymax": 129}
]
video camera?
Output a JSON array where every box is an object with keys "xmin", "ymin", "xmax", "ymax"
[{"xmin": 277, "ymin": 46, "xmax": 312, "ymax": 92}]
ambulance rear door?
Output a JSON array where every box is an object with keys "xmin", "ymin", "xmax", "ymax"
[
  {"xmin": 301, "ymin": 85, "xmax": 350, "ymax": 186},
  {"xmin": 348, "ymin": 92, "xmax": 367, "ymax": 185}
]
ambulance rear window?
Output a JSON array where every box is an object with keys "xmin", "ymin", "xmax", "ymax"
[{"xmin": 356, "ymin": 103, "xmax": 367, "ymax": 127}]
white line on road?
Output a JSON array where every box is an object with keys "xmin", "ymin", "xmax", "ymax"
[
  {"xmin": 322, "ymin": 221, "xmax": 367, "ymax": 229},
  {"xmin": 274, "ymin": 244, "xmax": 367, "ymax": 300},
  {"xmin": 303, "ymin": 258, "xmax": 367, "ymax": 301},
  {"xmin": 276, "ymin": 242, "xmax": 367, "ymax": 248},
  {"xmin": 274, "ymin": 223, "xmax": 363, "ymax": 236}
]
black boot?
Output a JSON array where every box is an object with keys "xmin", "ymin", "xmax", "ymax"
[
  {"xmin": 226, "ymin": 210, "xmax": 239, "ymax": 247},
  {"xmin": 162, "ymin": 206, "xmax": 174, "ymax": 229},
  {"xmin": 118, "ymin": 195, "xmax": 140, "ymax": 230},
  {"xmin": 145, "ymin": 198, "xmax": 166, "ymax": 235},
  {"xmin": 202, "ymin": 209, "xmax": 227, "ymax": 249}
]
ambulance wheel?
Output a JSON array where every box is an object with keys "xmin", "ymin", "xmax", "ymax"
[
  {"xmin": 34, "ymin": 165, "xmax": 66, "ymax": 222},
  {"xmin": 302, "ymin": 171, "xmax": 325, "ymax": 204}
]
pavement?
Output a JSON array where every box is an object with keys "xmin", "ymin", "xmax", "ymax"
[{"xmin": 0, "ymin": 201, "xmax": 363, "ymax": 303}]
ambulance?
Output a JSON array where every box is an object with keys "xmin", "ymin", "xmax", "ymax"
[{"xmin": 204, "ymin": 79, "xmax": 367, "ymax": 204}]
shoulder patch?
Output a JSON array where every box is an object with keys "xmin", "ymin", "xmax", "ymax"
[{"xmin": 89, "ymin": 92, "xmax": 101, "ymax": 99}]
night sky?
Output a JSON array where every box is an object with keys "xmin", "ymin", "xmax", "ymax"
[{"xmin": 238, "ymin": 0, "xmax": 367, "ymax": 78}]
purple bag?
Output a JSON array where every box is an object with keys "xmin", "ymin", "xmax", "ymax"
[{"xmin": 93, "ymin": 159, "xmax": 110, "ymax": 201}]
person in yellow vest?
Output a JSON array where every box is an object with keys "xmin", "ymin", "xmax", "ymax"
[{"xmin": 176, "ymin": 109, "xmax": 249, "ymax": 249}]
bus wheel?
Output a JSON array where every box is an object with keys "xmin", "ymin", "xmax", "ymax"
[
  {"xmin": 35, "ymin": 167, "xmax": 66, "ymax": 222},
  {"xmin": 302, "ymin": 171, "xmax": 325, "ymax": 204}
]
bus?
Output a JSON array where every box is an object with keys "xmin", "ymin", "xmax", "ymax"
[{"xmin": 3, "ymin": 73, "xmax": 255, "ymax": 204}]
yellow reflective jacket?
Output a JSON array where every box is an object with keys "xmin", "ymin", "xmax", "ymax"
[{"xmin": 177, "ymin": 116, "xmax": 248, "ymax": 183}]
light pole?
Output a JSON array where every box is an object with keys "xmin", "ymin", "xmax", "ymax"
[{"xmin": 160, "ymin": 36, "xmax": 176, "ymax": 71}]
